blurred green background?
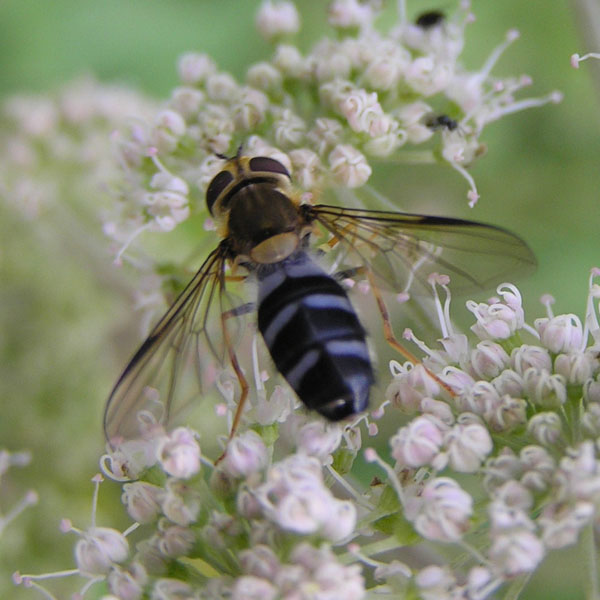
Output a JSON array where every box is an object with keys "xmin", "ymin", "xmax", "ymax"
[{"xmin": 0, "ymin": 1, "xmax": 598, "ymax": 598}]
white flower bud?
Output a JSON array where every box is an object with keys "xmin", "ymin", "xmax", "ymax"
[
  {"xmin": 386, "ymin": 363, "xmax": 441, "ymax": 413},
  {"xmin": 584, "ymin": 377, "xmax": 600, "ymax": 403},
  {"xmin": 296, "ymin": 421, "xmax": 342, "ymax": 463},
  {"xmin": 156, "ymin": 427, "xmax": 201, "ymax": 479},
  {"xmin": 289, "ymin": 148, "xmax": 323, "ymax": 189},
  {"xmin": 457, "ymin": 380, "xmax": 500, "ymax": 420},
  {"xmin": 488, "ymin": 394, "xmax": 527, "ymax": 432},
  {"xmin": 320, "ymin": 499, "xmax": 357, "ymax": 541},
  {"xmin": 328, "ymin": 144, "xmax": 371, "ymax": 187},
  {"xmin": 413, "ymin": 477, "xmax": 473, "ymax": 542},
  {"xmin": 363, "ymin": 51, "xmax": 408, "ymax": 91},
  {"xmin": 232, "ymin": 575, "xmax": 278, "ymax": 600},
  {"xmin": 555, "ymin": 441, "xmax": 600, "ymax": 502},
  {"xmin": 522, "ymin": 368, "xmax": 566, "ymax": 408},
  {"xmin": 539, "ymin": 501, "xmax": 594, "ymax": 549},
  {"xmin": 177, "ymin": 53, "xmax": 216, "ymax": 85},
  {"xmin": 151, "ymin": 110, "xmax": 186, "ymax": 153},
  {"xmin": 510, "ymin": 344, "xmax": 552, "ymax": 375},
  {"xmin": 470, "ymin": 340, "xmax": 510, "ymax": 378},
  {"xmin": 535, "ymin": 313, "xmax": 583, "ymax": 353},
  {"xmin": 527, "ymin": 412, "xmax": 565, "ymax": 447},
  {"xmin": 582, "ymin": 403, "xmax": 600, "ymax": 437},
  {"xmin": 107, "ymin": 563, "xmax": 147, "ymax": 600},
  {"xmin": 220, "ymin": 430, "xmax": 268, "ymax": 478},
  {"xmin": 440, "ymin": 366, "xmax": 475, "ymax": 395},
  {"xmin": 338, "ymin": 89, "xmax": 383, "ymax": 135},
  {"xmin": 272, "ymin": 44, "xmax": 307, "ymax": 78},
  {"xmin": 483, "ymin": 447, "xmax": 522, "ymax": 493},
  {"xmin": 467, "ymin": 284, "xmax": 525, "ymax": 340},
  {"xmin": 554, "ymin": 351, "xmax": 596, "ymax": 384},
  {"xmin": 161, "ymin": 480, "xmax": 200, "ymax": 526},
  {"xmin": 492, "ymin": 368, "xmax": 524, "ymax": 397},
  {"xmin": 466, "ymin": 566, "xmax": 493, "ymax": 600},
  {"xmin": 122, "ymin": 482, "xmax": 164, "ymax": 523},
  {"xmin": 239, "ymin": 544, "xmax": 280, "ymax": 579},
  {"xmin": 444, "ymin": 422, "xmax": 492, "ymax": 473},
  {"xmin": 255, "ymin": 1, "xmax": 300, "ymax": 41},
  {"xmin": 405, "ymin": 57, "xmax": 453, "ymax": 96},
  {"xmin": 313, "ymin": 43, "xmax": 352, "ymax": 81},
  {"xmin": 328, "ymin": 0, "xmax": 374, "ymax": 29},
  {"xmin": 232, "ymin": 87, "xmax": 269, "ymax": 130},
  {"xmin": 493, "ymin": 480, "xmax": 533, "ymax": 511},
  {"xmin": 157, "ymin": 523, "xmax": 195, "ymax": 558},
  {"xmin": 390, "ymin": 415, "xmax": 445, "ymax": 468},
  {"xmin": 272, "ymin": 107, "xmax": 305, "ymax": 147},
  {"xmin": 420, "ymin": 397, "xmax": 454, "ymax": 425},
  {"xmin": 396, "ymin": 101, "xmax": 435, "ymax": 143},
  {"xmin": 206, "ymin": 72, "xmax": 239, "ymax": 102},
  {"xmin": 520, "ymin": 445, "xmax": 556, "ymax": 492},
  {"xmin": 306, "ymin": 117, "xmax": 344, "ymax": 155},
  {"xmin": 489, "ymin": 529, "xmax": 544, "ymax": 577},
  {"xmin": 255, "ymin": 385, "xmax": 294, "ymax": 425},
  {"xmin": 169, "ymin": 86, "xmax": 204, "ymax": 119},
  {"xmin": 75, "ymin": 527, "xmax": 129, "ymax": 575},
  {"xmin": 415, "ymin": 565, "xmax": 456, "ymax": 595},
  {"xmin": 246, "ymin": 61, "xmax": 283, "ymax": 91},
  {"xmin": 152, "ymin": 578, "xmax": 196, "ymax": 600}
]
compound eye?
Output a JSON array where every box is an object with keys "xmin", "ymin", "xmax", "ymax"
[
  {"xmin": 248, "ymin": 156, "xmax": 290, "ymax": 179},
  {"xmin": 206, "ymin": 169, "xmax": 234, "ymax": 215}
]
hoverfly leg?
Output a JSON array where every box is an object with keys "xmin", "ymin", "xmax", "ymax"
[
  {"xmin": 214, "ymin": 306, "xmax": 251, "ymax": 465},
  {"xmin": 332, "ymin": 265, "xmax": 366, "ymax": 282},
  {"xmin": 365, "ymin": 269, "xmax": 456, "ymax": 398}
]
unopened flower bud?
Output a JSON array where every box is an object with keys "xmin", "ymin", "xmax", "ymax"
[
  {"xmin": 75, "ymin": 527, "xmax": 129, "ymax": 575},
  {"xmin": 156, "ymin": 428, "xmax": 201, "ymax": 479}
]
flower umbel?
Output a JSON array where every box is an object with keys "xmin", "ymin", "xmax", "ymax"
[
  {"xmin": 103, "ymin": 0, "xmax": 560, "ymax": 265},
  {"xmin": 16, "ymin": 268, "xmax": 600, "ymax": 599}
]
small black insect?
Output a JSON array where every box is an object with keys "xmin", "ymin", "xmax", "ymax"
[
  {"xmin": 415, "ymin": 10, "xmax": 445, "ymax": 29},
  {"xmin": 425, "ymin": 114, "xmax": 459, "ymax": 132}
]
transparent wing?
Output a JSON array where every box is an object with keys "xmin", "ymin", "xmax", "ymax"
[
  {"xmin": 308, "ymin": 205, "xmax": 536, "ymax": 296},
  {"xmin": 103, "ymin": 244, "xmax": 250, "ymax": 447}
]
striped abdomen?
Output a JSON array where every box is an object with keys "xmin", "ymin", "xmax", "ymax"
[{"xmin": 257, "ymin": 252, "xmax": 374, "ymax": 420}]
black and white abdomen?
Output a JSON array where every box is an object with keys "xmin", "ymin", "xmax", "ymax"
[{"xmin": 257, "ymin": 252, "xmax": 374, "ymax": 420}]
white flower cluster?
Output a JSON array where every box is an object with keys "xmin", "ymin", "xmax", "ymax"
[
  {"xmin": 0, "ymin": 77, "xmax": 157, "ymax": 221},
  {"xmin": 16, "ymin": 270, "xmax": 600, "ymax": 599},
  {"xmin": 370, "ymin": 268, "xmax": 600, "ymax": 596},
  {"xmin": 103, "ymin": 0, "xmax": 560, "ymax": 262}
]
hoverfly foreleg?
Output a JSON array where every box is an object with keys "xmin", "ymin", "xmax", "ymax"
[{"xmin": 365, "ymin": 268, "xmax": 456, "ymax": 398}]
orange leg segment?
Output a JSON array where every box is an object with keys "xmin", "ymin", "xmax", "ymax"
[{"xmin": 366, "ymin": 269, "xmax": 456, "ymax": 398}]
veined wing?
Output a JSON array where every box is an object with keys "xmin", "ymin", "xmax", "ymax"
[
  {"xmin": 308, "ymin": 205, "xmax": 536, "ymax": 297},
  {"xmin": 103, "ymin": 243, "xmax": 247, "ymax": 447}
]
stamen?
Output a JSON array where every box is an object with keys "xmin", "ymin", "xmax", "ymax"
[
  {"xmin": 540, "ymin": 294, "xmax": 555, "ymax": 319},
  {"xmin": 448, "ymin": 161, "xmax": 479, "ymax": 205},
  {"xmin": 571, "ymin": 52, "xmax": 600, "ymax": 68},
  {"xmin": 583, "ymin": 267, "xmax": 600, "ymax": 346},
  {"xmin": 479, "ymin": 29, "xmax": 520, "ymax": 81}
]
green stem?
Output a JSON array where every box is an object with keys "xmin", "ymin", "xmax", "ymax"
[
  {"xmin": 337, "ymin": 535, "xmax": 401, "ymax": 564},
  {"xmin": 582, "ymin": 521, "xmax": 600, "ymax": 600},
  {"xmin": 502, "ymin": 573, "xmax": 532, "ymax": 600}
]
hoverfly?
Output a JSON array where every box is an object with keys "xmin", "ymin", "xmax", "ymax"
[{"xmin": 104, "ymin": 149, "xmax": 535, "ymax": 450}]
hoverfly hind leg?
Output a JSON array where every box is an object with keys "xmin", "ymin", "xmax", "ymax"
[
  {"xmin": 214, "ymin": 306, "xmax": 251, "ymax": 465},
  {"xmin": 365, "ymin": 269, "xmax": 457, "ymax": 398}
]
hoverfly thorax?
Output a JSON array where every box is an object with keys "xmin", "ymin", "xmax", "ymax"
[{"xmin": 206, "ymin": 155, "xmax": 307, "ymax": 264}]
